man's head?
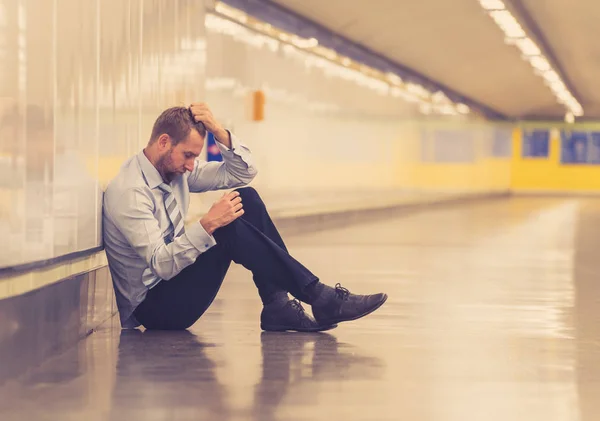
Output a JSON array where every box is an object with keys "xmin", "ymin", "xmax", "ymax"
[{"xmin": 147, "ymin": 106, "xmax": 207, "ymax": 183}]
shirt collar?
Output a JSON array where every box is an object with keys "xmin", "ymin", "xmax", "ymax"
[{"xmin": 137, "ymin": 149, "xmax": 164, "ymax": 189}]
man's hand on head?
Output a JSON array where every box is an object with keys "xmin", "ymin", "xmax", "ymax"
[{"xmin": 189, "ymin": 103, "xmax": 230, "ymax": 146}]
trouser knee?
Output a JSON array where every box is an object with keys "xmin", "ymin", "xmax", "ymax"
[{"xmin": 235, "ymin": 186, "xmax": 265, "ymax": 212}]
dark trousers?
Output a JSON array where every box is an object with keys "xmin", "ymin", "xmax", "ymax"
[{"xmin": 133, "ymin": 187, "xmax": 318, "ymax": 330}]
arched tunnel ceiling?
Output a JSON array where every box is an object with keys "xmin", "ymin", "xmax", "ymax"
[{"xmin": 264, "ymin": 0, "xmax": 600, "ymax": 121}]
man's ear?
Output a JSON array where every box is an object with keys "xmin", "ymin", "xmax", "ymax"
[{"xmin": 157, "ymin": 134, "xmax": 171, "ymax": 150}]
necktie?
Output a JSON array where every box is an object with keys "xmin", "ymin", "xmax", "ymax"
[{"xmin": 158, "ymin": 183, "xmax": 185, "ymax": 240}]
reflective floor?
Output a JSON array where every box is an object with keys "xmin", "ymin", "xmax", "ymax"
[{"xmin": 2, "ymin": 196, "xmax": 600, "ymax": 421}]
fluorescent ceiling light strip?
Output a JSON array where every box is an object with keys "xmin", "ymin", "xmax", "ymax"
[
  {"xmin": 489, "ymin": 11, "xmax": 526, "ymax": 38},
  {"xmin": 479, "ymin": 0, "xmax": 506, "ymax": 10},
  {"xmin": 480, "ymin": 2, "xmax": 583, "ymax": 117},
  {"xmin": 529, "ymin": 56, "xmax": 550, "ymax": 72},
  {"xmin": 516, "ymin": 38, "xmax": 540, "ymax": 56}
]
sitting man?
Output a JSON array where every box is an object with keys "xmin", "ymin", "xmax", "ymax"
[{"xmin": 102, "ymin": 103, "xmax": 387, "ymax": 331}]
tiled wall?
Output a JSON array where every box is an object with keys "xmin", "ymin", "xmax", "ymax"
[{"xmin": 0, "ymin": 0, "xmax": 208, "ymax": 268}]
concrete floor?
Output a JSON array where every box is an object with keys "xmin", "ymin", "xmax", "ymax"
[{"xmin": 2, "ymin": 196, "xmax": 600, "ymax": 421}]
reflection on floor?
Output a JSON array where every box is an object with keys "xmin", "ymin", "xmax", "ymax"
[{"xmin": 2, "ymin": 196, "xmax": 600, "ymax": 421}]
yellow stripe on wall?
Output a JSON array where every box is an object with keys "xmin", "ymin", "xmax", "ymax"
[{"xmin": 407, "ymin": 159, "xmax": 511, "ymax": 192}]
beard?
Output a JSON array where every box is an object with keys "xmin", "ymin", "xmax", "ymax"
[{"xmin": 156, "ymin": 149, "xmax": 179, "ymax": 183}]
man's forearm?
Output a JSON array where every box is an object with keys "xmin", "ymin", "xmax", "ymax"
[
  {"xmin": 186, "ymin": 132, "xmax": 258, "ymax": 192},
  {"xmin": 214, "ymin": 128, "xmax": 231, "ymax": 149},
  {"xmin": 200, "ymin": 214, "xmax": 218, "ymax": 236}
]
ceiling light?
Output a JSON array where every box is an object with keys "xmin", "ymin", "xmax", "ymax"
[
  {"xmin": 385, "ymin": 72, "xmax": 403, "ymax": 85},
  {"xmin": 439, "ymin": 105, "xmax": 458, "ymax": 115},
  {"xmin": 478, "ymin": 0, "xmax": 506, "ymax": 10},
  {"xmin": 565, "ymin": 112, "xmax": 574, "ymax": 123},
  {"xmin": 432, "ymin": 91, "xmax": 449, "ymax": 103},
  {"xmin": 529, "ymin": 56, "xmax": 550, "ymax": 72},
  {"xmin": 215, "ymin": 2, "xmax": 248, "ymax": 24},
  {"xmin": 406, "ymin": 83, "xmax": 430, "ymax": 99},
  {"xmin": 543, "ymin": 70, "xmax": 560, "ymax": 83},
  {"xmin": 549, "ymin": 80, "xmax": 566, "ymax": 91},
  {"xmin": 456, "ymin": 104, "xmax": 470, "ymax": 114},
  {"xmin": 515, "ymin": 38, "xmax": 540, "ymax": 56},
  {"xmin": 313, "ymin": 45, "xmax": 338, "ymax": 61},
  {"xmin": 489, "ymin": 11, "xmax": 525, "ymax": 38},
  {"xmin": 292, "ymin": 36, "xmax": 319, "ymax": 48}
]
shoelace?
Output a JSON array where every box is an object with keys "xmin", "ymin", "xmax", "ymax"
[
  {"xmin": 334, "ymin": 283, "xmax": 351, "ymax": 300},
  {"xmin": 288, "ymin": 299, "xmax": 306, "ymax": 316},
  {"xmin": 288, "ymin": 299, "xmax": 312, "ymax": 326}
]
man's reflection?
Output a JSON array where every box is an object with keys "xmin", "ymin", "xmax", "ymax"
[
  {"xmin": 111, "ymin": 330, "xmax": 385, "ymax": 421},
  {"xmin": 253, "ymin": 332, "xmax": 385, "ymax": 421},
  {"xmin": 111, "ymin": 329, "xmax": 229, "ymax": 420}
]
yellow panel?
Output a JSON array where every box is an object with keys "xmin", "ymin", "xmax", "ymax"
[{"xmin": 510, "ymin": 124, "xmax": 600, "ymax": 193}]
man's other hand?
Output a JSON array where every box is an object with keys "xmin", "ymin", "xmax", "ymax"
[{"xmin": 199, "ymin": 191, "xmax": 244, "ymax": 235}]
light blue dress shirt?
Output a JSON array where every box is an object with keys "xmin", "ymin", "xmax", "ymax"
[{"xmin": 102, "ymin": 133, "xmax": 257, "ymax": 328}]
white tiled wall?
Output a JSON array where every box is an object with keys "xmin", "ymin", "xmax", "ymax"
[{"xmin": 0, "ymin": 0, "xmax": 209, "ymax": 268}]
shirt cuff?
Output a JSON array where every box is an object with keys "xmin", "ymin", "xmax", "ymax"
[
  {"xmin": 216, "ymin": 132, "xmax": 242, "ymax": 155},
  {"xmin": 185, "ymin": 222, "xmax": 217, "ymax": 252},
  {"xmin": 216, "ymin": 132, "xmax": 254, "ymax": 165},
  {"xmin": 215, "ymin": 130, "xmax": 235, "ymax": 152}
]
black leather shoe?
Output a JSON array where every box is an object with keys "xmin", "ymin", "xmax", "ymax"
[
  {"xmin": 261, "ymin": 299, "xmax": 337, "ymax": 332},
  {"xmin": 312, "ymin": 283, "xmax": 387, "ymax": 325}
]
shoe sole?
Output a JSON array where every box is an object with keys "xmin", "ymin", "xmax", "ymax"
[
  {"xmin": 260, "ymin": 323, "xmax": 338, "ymax": 333},
  {"xmin": 317, "ymin": 293, "xmax": 388, "ymax": 325}
]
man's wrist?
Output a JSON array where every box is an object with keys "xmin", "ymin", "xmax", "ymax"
[
  {"xmin": 200, "ymin": 216, "xmax": 217, "ymax": 235},
  {"xmin": 214, "ymin": 128, "xmax": 230, "ymax": 146}
]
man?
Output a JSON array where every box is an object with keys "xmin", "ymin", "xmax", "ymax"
[{"xmin": 103, "ymin": 104, "xmax": 387, "ymax": 332}]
